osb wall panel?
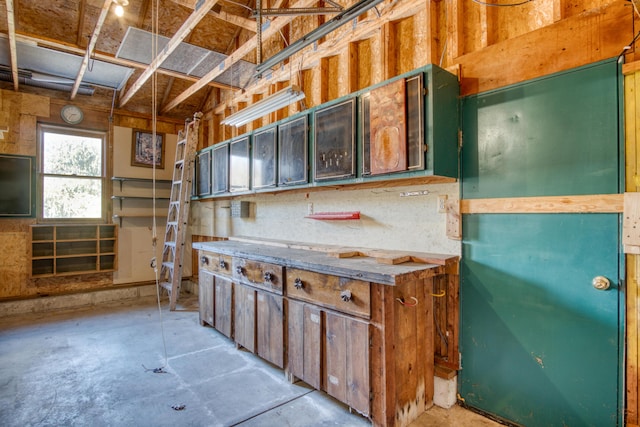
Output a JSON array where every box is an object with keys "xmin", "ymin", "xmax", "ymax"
[
  {"xmin": 0, "ymin": 90, "xmax": 48, "ymax": 155},
  {"xmin": 454, "ymin": 0, "xmax": 633, "ymax": 96},
  {"xmin": 0, "ymin": 89, "xmax": 184, "ymax": 299},
  {"xmin": 625, "ymin": 67, "xmax": 640, "ymax": 427}
]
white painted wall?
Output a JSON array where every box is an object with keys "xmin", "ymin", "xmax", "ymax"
[
  {"xmin": 190, "ymin": 182, "xmax": 460, "ymax": 256},
  {"xmin": 111, "ymin": 126, "xmax": 192, "ymax": 284}
]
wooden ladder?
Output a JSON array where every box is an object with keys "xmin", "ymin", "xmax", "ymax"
[{"xmin": 159, "ymin": 112, "xmax": 202, "ymax": 310}]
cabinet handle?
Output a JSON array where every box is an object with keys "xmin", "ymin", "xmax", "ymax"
[
  {"xmin": 236, "ymin": 266, "xmax": 245, "ymax": 276},
  {"xmin": 219, "ymin": 259, "xmax": 227, "ymax": 269},
  {"xmin": 200, "ymin": 256, "xmax": 209, "ymax": 265},
  {"xmin": 340, "ymin": 290, "xmax": 352, "ymax": 302},
  {"xmin": 294, "ymin": 278, "xmax": 304, "ymax": 289},
  {"xmin": 263, "ymin": 272, "xmax": 274, "ymax": 282}
]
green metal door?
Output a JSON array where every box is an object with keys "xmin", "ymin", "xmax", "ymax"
[{"xmin": 460, "ymin": 60, "xmax": 623, "ymax": 426}]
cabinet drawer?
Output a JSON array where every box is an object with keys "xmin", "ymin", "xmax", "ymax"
[
  {"xmin": 199, "ymin": 251, "xmax": 233, "ymax": 276},
  {"xmin": 286, "ymin": 268, "xmax": 370, "ymax": 318},
  {"xmin": 232, "ymin": 258, "xmax": 283, "ymax": 295}
]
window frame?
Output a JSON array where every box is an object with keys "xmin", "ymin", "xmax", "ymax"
[{"xmin": 37, "ymin": 123, "xmax": 108, "ymax": 224}]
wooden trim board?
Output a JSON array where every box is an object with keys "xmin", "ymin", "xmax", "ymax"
[{"xmin": 461, "ymin": 194, "xmax": 623, "ymax": 214}]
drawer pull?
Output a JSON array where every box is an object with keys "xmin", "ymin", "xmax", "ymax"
[
  {"xmin": 219, "ymin": 259, "xmax": 227, "ymax": 269},
  {"xmin": 200, "ymin": 256, "xmax": 209, "ymax": 265},
  {"xmin": 294, "ymin": 278, "xmax": 304, "ymax": 289},
  {"xmin": 263, "ymin": 272, "xmax": 274, "ymax": 282},
  {"xmin": 340, "ymin": 290, "xmax": 352, "ymax": 302},
  {"xmin": 236, "ymin": 266, "xmax": 245, "ymax": 276}
]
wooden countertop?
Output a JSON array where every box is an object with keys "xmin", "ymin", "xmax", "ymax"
[{"xmin": 192, "ymin": 238, "xmax": 458, "ymax": 286}]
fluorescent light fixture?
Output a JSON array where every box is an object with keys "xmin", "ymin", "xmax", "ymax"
[{"xmin": 221, "ymin": 85, "xmax": 305, "ymax": 127}]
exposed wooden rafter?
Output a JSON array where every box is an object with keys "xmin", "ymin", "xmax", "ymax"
[
  {"xmin": 170, "ymin": 0, "xmax": 256, "ymax": 32},
  {"xmin": 4, "ymin": 0, "xmax": 19, "ymax": 91},
  {"xmin": 119, "ymin": 0, "xmax": 221, "ymax": 108},
  {"xmin": 76, "ymin": 0, "xmax": 87, "ymax": 47},
  {"xmin": 162, "ymin": 0, "xmax": 319, "ymax": 113},
  {"xmin": 70, "ymin": 0, "xmax": 112, "ymax": 100}
]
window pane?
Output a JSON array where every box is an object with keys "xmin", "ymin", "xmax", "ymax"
[
  {"xmin": 43, "ymin": 132, "xmax": 102, "ymax": 176},
  {"xmin": 43, "ymin": 177, "xmax": 102, "ymax": 219}
]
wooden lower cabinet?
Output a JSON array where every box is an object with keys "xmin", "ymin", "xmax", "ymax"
[
  {"xmin": 287, "ymin": 300, "xmax": 369, "ymax": 415},
  {"xmin": 234, "ymin": 283, "xmax": 256, "ymax": 352},
  {"xmin": 214, "ymin": 277, "xmax": 233, "ymax": 338},
  {"xmin": 256, "ymin": 290, "xmax": 284, "ymax": 368},
  {"xmin": 196, "ymin": 245, "xmax": 448, "ymax": 426},
  {"xmin": 199, "ymin": 270, "xmax": 214, "ymax": 327},
  {"xmin": 234, "ymin": 283, "xmax": 285, "ymax": 368},
  {"xmin": 325, "ymin": 311, "xmax": 369, "ymax": 415},
  {"xmin": 286, "ymin": 300, "xmax": 322, "ymax": 389}
]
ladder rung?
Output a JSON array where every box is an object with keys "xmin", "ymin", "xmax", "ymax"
[
  {"xmin": 162, "ymin": 262, "xmax": 174, "ymax": 269},
  {"xmin": 159, "ymin": 282, "xmax": 172, "ymax": 292},
  {"xmin": 165, "ymin": 241, "xmax": 176, "ymax": 248}
]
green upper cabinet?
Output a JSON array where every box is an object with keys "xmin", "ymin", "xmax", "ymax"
[
  {"xmin": 462, "ymin": 60, "xmax": 621, "ymax": 199},
  {"xmin": 193, "ymin": 64, "xmax": 460, "ymax": 199}
]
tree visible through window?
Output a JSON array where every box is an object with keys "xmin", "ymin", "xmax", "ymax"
[{"xmin": 39, "ymin": 125, "xmax": 105, "ymax": 220}]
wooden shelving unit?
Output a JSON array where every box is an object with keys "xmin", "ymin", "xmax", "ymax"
[
  {"xmin": 30, "ymin": 224, "xmax": 117, "ymax": 278},
  {"xmin": 111, "ymin": 177, "xmax": 171, "ymax": 227}
]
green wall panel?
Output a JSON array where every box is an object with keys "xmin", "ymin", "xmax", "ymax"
[
  {"xmin": 459, "ymin": 60, "xmax": 623, "ymax": 426},
  {"xmin": 460, "ymin": 214, "xmax": 620, "ymax": 426},
  {"xmin": 462, "ymin": 60, "xmax": 620, "ymax": 199}
]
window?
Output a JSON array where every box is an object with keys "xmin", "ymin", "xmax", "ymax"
[{"xmin": 38, "ymin": 124, "xmax": 106, "ymax": 221}]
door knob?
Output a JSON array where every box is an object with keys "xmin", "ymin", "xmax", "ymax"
[{"xmin": 592, "ymin": 276, "xmax": 610, "ymax": 290}]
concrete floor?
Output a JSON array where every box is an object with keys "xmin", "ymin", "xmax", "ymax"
[{"xmin": 0, "ymin": 294, "xmax": 502, "ymax": 427}]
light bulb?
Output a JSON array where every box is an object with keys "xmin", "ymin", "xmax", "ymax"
[{"xmin": 114, "ymin": 4, "xmax": 124, "ymax": 16}]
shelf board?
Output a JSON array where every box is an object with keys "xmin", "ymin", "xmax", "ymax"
[{"xmin": 112, "ymin": 214, "xmax": 168, "ymax": 227}]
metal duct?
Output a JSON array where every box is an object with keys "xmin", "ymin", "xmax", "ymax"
[{"xmin": 0, "ymin": 69, "xmax": 95, "ymax": 95}]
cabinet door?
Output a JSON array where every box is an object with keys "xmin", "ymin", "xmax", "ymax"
[
  {"xmin": 287, "ymin": 300, "xmax": 322, "ymax": 389},
  {"xmin": 199, "ymin": 270, "xmax": 214, "ymax": 327},
  {"xmin": 234, "ymin": 283, "xmax": 256, "ymax": 352},
  {"xmin": 325, "ymin": 311, "xmax": 370, "ymax": 416},
  {"xmin": 214, "ymin": 277, "xmax": 233, "ymax": 338},
  {"xmin": 256, "ymin": 290, "xmax": 284, "ymax": 368}
]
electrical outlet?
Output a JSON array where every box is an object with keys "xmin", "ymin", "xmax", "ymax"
[
  {"xmin": 437, "ymin": 195, "xmax": 448, "ymax": 213},
  {"xmin": 307, "ymin": 202, "xmax": 313, "ymax": 215}
]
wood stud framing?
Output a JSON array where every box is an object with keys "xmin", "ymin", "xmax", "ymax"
[{"xmin": 625, "ymin": 64, "xmax": 640, "ymax": 427}]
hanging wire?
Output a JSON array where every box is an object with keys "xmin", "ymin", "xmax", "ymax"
[
  {"xmin": 617, "ymin": 30, "xmax": 640, "ymax": 63},
  {"xmin": 149, "ymin": 0, "xmax": 169, "ymax": 371}
]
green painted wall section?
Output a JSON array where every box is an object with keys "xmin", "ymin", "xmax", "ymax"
[
  {"xmin": 460, "ymin": 214, "xmax": 620, "ymax": 426},
  {"xmin": 462, "ymin": 61, "xmax": 620, "ymax": 199},
  {"xmin": 459, "ymin": 60, "xmax": 623, "ymax": 426}
]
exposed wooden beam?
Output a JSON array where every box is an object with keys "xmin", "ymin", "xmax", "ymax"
[
  {"xmin": 119, "ymin": 0, "xmax": 221, "ymax": 108},
  {"xmin": 5, "ymin": 0, "xmax": 19, "ymax": 91},
  {"xmin": 70, "ymin": 0, "xmax": 112, "ymax": 100},
  {"xmin": 170, "ymin": 0, "xmax": 256, "ymax": 32},
  {"xmin": 76, "ymin": 0, "xmax": 87, "ymax": 47},
  {"xmin": 163, "ymin": 0, "xmax": 318, "ymax": 113},
  {"xmin": 460, "ymin": 194, "xmax": 624, "ymax": 214},
  {"xmin": 213, "ymin": 10, "xmax": 256, "ymax": 32},
  {"xmin": 160, "ymin": 77, "xmax": 176, "ymax": 113},
  {"xmin": 137, "ymin": 0, "xmax": 152, "ymax": 28}
]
